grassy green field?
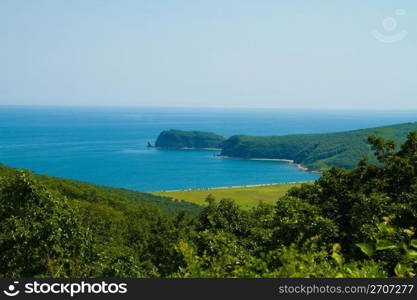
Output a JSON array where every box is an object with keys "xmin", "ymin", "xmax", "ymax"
[{"xmin": 153, "ymin": 183, "xmax": 302, "ymax": 210}]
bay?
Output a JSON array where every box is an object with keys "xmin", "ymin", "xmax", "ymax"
[{"xmin": 0, "ymin": 106, "xmax": 415, "ymax": 191}]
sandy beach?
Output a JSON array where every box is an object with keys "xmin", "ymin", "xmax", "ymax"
[{"xmin": 216, "ymin": 155, "xmax": 318, "ymax": 173}]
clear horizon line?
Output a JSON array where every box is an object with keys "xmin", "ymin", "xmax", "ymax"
[{"xmin": 2, "ymin": 103, "xmax": 417, "ymax": 112}]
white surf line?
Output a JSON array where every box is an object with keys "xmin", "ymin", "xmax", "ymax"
[
  {"xmin": 216, "ymin": 155, "xmax": 317, "ymax": 173},
  {"xmin": 152, "ymin": 180, "xmax": 315, "ymax": 193}
]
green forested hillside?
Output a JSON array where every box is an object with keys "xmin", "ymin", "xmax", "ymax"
[
  {"xmin": 155, "ymin": 129, "xmax": 226, "ymax": 149},
  {"xmin": 2, "ymin": 131, "xmax": 417, "ymax": 278},
  {"xmin": 0, "ymin": 164, "xmax": 202, "ymax": 217},
  {"xmin": 0, "ymin": 163, "xmax": 202, "ymax": 277},
  {"xmin": 220, "ymin": 122, "xmax": 417, "ymax": 170}
]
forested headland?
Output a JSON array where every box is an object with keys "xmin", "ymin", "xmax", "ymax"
[
  {"xmin": 155, "ymin": 129, "xmax": 225, "ymax": 149},
  {"xmin": 156, "ymin": 122, "xmax": 417, "ymax": 171},
  {"xmin": 2, "ymin": 131, "xmax": 417, "ymax": 277}
]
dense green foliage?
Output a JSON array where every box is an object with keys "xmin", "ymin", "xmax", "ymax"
[
  {"xmin": 220, "ymin": 122, "xmax": 417, "ymax": 170},
  {"xmin": 0, "ymin": 165, "xmax": 202, "ymax": 277},
  {"xmin": 155, "ymin": 129, "xmax": 226, "ymax": 149},
  {"xmin": 35, "ymin": 170, "xmax": 202, "ymax": 217},
  {"xmin": 0, "ymin": 170, "xmax": 92, "ymax": 277},
  {"xmin": 2, "ymin": 131, "xmax": 417, "ymax": 277}
]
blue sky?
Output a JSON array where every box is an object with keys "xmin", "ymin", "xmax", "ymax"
[{"xmin": 1, "ymin": 0, "xmax": 416, "ymax": 109}]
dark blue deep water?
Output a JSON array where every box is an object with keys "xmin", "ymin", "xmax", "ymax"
[{"xmin": 0, "ymin": 106, "xmax": 416, "ymax": 191}]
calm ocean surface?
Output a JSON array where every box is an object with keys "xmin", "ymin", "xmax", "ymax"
[{"xmin": 1, "ymin": 106, "xmax": 416, "ymax": 191}]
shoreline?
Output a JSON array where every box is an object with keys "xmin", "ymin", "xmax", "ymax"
[
  {"xmin": 151, "ymin": 149, "xmax": 322, "ymax": 193},
  {"xmin": 217, "ymin": 155, "xmax": 321, "ymax": 174},
  {"xmin": 155, "ymin": 146, "xmax": 321, "ymax": 174},
  {"xmin": 152, "ymin": 180, "xmax": 314, "ymax": 193},
  {"xmin": 155, "ymin": 146, "xmax": 222, "ymax": 151}
]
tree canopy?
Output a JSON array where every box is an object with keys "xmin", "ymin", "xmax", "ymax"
[{"xmin": 2, "ymin": 131, "xmax": 417, "ymax": 277}]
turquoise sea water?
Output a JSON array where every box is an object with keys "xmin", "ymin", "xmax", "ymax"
[{"xmin": 1, "ymin": 106, "xmax": 416, "ymax": 191}]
